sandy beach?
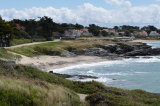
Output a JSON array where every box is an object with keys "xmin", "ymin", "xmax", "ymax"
[{"xmin": 16, "ymin": 55, "xmax": 108, "ymax": 71}]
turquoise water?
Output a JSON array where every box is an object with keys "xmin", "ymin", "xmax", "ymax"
[{"xmin": 49, "ymin": 42, "xmax": 160, "ymax": 93}]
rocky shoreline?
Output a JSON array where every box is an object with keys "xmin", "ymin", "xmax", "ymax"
[
  {"xmin": 61, "ymin": 42, "xmax": 160, "ymax": 58},
  {"xmin": 47, "ymin": 42, "xmax": 160, "ymax": 80}
]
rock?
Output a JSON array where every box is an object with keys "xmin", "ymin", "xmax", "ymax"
[
  {"xmin": 150, "ymin": 48, "xmax": 160, "ymax": 55},
  {"xmin": 74, "ymin": 48, "xmax": 109, "ymax": 56},
  {"xmin": 125, "ymin": 49, "xmax": 151, "ymax": 56},
  {"xmin": 98, "ymin": 44, "xmax": 117, "ymax": 53},
  {"xmin": 61, "ymin": 51, "xmax": 77, "ymax": 58}
]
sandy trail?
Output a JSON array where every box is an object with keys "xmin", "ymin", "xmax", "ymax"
[
  {"xmin": 5, "ymin": 39, "xmax": 60, "ymax": 49},
  {"xmin": 77, "ymin": 93, "xmax": 88, "ymax": 102}
]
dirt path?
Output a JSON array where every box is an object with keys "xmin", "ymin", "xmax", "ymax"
[
  {"xmin": 4, "ymin": 39, "xmax": 60, "ymax": 49},
  {"xmin": 77, "ymin": 93, "xmax": 88, "ymax": 102}
]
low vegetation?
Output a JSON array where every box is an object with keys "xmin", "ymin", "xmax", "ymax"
[
  {"xmin": 0, "ymin": 47, "xmax": 21, "ymax": 60},
  {"xmin": 86, "ymin": 87, "xmax": 160, "ymax": 106},
  {"xmin": 10, "ymin": 38, "xmax": 33, "ymax": 46},
  {"xmin": 7, "ymin": 38, "xmax": 140, "ymax": 57},
  {"xmin": 0, "ymin": 78, "xmax": 80, "ymax": 106}
]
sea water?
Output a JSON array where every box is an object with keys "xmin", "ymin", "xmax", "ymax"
[{"xmin": 49, "ymin": 42, "xmax": 160, "ymax": 93}]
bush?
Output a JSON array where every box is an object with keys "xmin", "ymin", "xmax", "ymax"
[
  {"xmin": 10, "ymin": 38, "xmax": 33, "ymax": 46},
  {"xmin": 19, "ymin": 31, "xmax": 31, "ymax": 39},
  {"xmin": 46, "ymin": 37, "xmax": 54, "ymax": 41}
]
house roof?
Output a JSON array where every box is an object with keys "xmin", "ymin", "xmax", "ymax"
[
  {"xmin": 82, "ymin": 29, "xmax": 88, "ymax": 33},
  {"xmin": 75, "ymin": 30, "xmax": 83, "ymax": 33},
  {"xmin": 15, "ymin": 24, "xmax": 26, "ymax": 30},
  {"xmin": 103, "ymin": 29, "xmax": 108, "ymax": 31}
]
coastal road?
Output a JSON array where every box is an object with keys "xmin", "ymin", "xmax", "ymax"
[{"xmin": 4, "ymin": 39, "xmax": 60, "ymax": 49}]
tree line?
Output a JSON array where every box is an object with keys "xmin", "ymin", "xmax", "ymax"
[{"xmin": 0, "ymin": 15, "xmax": 160, "ymax": 46}]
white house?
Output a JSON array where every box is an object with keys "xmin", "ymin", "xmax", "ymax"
[
  {"xmin": 65, "ymin": 29, "xmax": 81, "ymax": 38},
  {"xmin": 149, "ymin": 31, "xmax": 160, "ymax": 36}
]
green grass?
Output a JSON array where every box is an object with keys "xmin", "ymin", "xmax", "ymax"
[
  {"xmin": 33, "ymin": 38, "xmax": 46, "ymax": 42},
  {"xmin": 86, "ymin": 88, "xmax": 160, "ymax": 106},
  {"xmin": 0, "ymin": 47, "xmax": 21, "ymax": 60},
  {"xmin": 8, "ymin": 42, "xmax": 64, "ymax": 57},
  {"xmin": 10, "ymin": 38, "xmax": 33, "ymax": 46},
  {"xmin": 0, "ymin": 78, "xmax": 81, "ymax": 106}
]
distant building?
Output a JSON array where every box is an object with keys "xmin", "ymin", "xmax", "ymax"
[
  {"xmin": 15, "ymin": 24, "xmax": 26, "ymax": 31},
  {"xmin": 149, "ymin": 31, "xmax": 160, "ymax": 36},
  {"xmin": 119, "ymin": 32, "xmax": 125, "ymax": 35},
  {"xmin": 139, "ymin": 31, "xmax": 148, "ymax": 36},
  {"xmin": 133, "ymin": 31, "xmax": 140, "ymax": 35},
  {"xmin": 52, "ymin": 32, "xmax": 65, "ymax": 37},
  {"xmin": 64, "ymin": 29, "xmax": 81, "ymax": 38}
]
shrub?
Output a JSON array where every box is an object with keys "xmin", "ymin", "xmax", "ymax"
[
  {"xmin": 19, "ymin": 31, "xmax": 31, "ymax": 39},
  {"xmin": 10, "ymin": 38, "xmax": 33, "ymax": 46},
  {"xmin": 46, "ymin": 37, "xmax": 54, "ymax": 41}
]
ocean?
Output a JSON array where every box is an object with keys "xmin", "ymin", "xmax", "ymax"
[{"xmin": 49, "ymin": 42, "xmax": 160, "ymax": 93}]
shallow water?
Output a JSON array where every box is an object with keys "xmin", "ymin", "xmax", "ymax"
[{"xmin": 49, "ymin": 42, "xmax": 160, "ymax": 93}]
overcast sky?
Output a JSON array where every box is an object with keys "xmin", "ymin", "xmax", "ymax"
[{"xmin": 1, "ymin": 0, "xmax": 160, "ymax": 28}]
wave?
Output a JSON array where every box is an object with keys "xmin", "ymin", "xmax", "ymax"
[
  {"xmin": 48, "ymin": 56, "xmax": 160, "ymax": 74},
  {"xmin": 66, "ymin": 76, "xmax": 114, "ymax": 82}
]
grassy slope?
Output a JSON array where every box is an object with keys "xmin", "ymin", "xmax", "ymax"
[
  {"xmin": 1, "ymin": 59, "xmax": 160, "ymax": 106},
  {"xmin": 7, "ymin": 38, "xmax": 139, "ymax": 57},
  {"xmin": 0, "ymin": 47, "xmax": 21, "ymax": 60}
]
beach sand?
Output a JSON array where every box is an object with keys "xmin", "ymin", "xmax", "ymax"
[{"xmin": 16, "ymin": 55, "xmax": 108, "ymax": 71}]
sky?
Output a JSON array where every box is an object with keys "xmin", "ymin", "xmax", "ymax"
[{"xmin": 1, "ymin": 0, "xmax": 160, "ymax": 28}]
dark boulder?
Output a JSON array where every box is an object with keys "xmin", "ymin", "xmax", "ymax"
[{"xmin": 74, "ymin": 48, "xmax": 109, "ymax": 56}]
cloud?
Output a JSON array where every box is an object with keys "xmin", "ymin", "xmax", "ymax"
[
  {"xmin": 1, "ymin": 3, "xmax": 160, "ymax": 28},
  {"xmin": 104, "ymin": 0, "xmax": 132, "ymax": 7},
  {"xmin": 156, "ymin": 0, "xmax": 160, "ymax": 1}
]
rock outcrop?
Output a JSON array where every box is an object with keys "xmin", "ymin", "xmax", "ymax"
[
  {"xmin": 59, "ymin": 42, "xmax": 160, "ymax": 58},
  {"xmin": 74, "ymin": 48, "xmax": 109, "ymax": 56}
]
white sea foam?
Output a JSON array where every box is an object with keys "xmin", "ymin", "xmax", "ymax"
[
  {"xmin": 135, "ymin": 72, "xmax": 149, "ymax": 74},
  {"xmin": 97, "ymin": 72, "xmax": 133, "ymax": 76},
  {"xmin": 66, "ymin": 77, "xmax": 113, "ymax": 82},
  {"xmin": 48, "ymin": 60, "xmax": 126, "ymax": 73}
]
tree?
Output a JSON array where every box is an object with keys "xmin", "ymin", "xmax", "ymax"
[
  {"xmin": 114, "ymin": 26, "xmax": 119, "ymax": 31},
  {"xmin": 101, "ymin": 31, "xmax": 109, "ymax": 37},
  {"xmin": 0, "ymin": 16, "xmax": 15, "ymax": 46},
  {"xmin": 124, "ymin": 30, "xmax": 130, "ymax": 36},
  {"xmin": 93, "ymin": 30, "xmax": 100, "ymax": 36}
]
